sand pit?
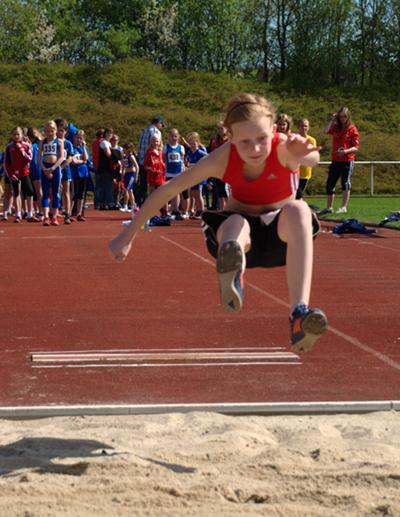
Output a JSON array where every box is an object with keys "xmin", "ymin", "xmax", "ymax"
[{"xmin": 1, "ymin": 411, "xmax": 399, "ymax": 516}]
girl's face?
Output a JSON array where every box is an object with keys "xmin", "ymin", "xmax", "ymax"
[
  {"xmin": 12, "ymin": 129, "xmax": 23, "ymax": 142},
  {"xmin": 45, "ymin": 125, "xmax": 56, "ymax": 140},
  {"xmin": 277, "ymin": 119, "xmax": 288, "ymax": 133},
  {"xmin": 151, "ymin": 136, "xmax": 160, "ymax": 149},
  {"xmin": 338, "ymin": 110, "xmax": 349, "ymax": 125},
  {"xmin": 188, "ymin": 137, "xmax": 199, "ymax": 151},
  {"xmin": 299, "ymin": 121, "xmax": 309, "ymax": 137},
  {"xmin": 169, "ymin": 131, "xmax": 179, "ymax": 144},
  {"xmin": 217, "ymin": 124, "xmax": 227, "ymax": 138},
  {"xmin": 74, "ymin": 134, "xmax": 83, "ymax": 146},
  {"xmin": 230, "ymin": 115, "xmax": 275, "ymax": 168},
  {"xmin": 57, "ymin": 127, "xmax": 66, "ymax": 139}
]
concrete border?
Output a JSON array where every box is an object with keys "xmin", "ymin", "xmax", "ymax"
[{"xmin": 0, "ymin": 401, "xmax": 398, "ymax": 419}]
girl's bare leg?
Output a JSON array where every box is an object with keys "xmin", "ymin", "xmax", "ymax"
[
  {"xmin": 277, "ymin": 200, "xmax": 313, "ymax": 313},
  {"xmin": 215, "ymin": 214, "xmax": 251, "ymax": 312},
  {"xmin": 216, "ymin": 214, "xmax": 251, "ymax": 259}
]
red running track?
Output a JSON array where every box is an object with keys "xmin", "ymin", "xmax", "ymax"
[{"xmin": 1, "ymin": 210, "xmax": 399, "ymax": 414}]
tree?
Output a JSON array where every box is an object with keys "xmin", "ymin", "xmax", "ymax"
[{"xmin": 0, "ymin": 0, "xmax": 38, "ymax": 62}]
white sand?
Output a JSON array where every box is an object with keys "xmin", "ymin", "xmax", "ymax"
[{"xmin": 1, "ymin": 411, "xmax": 399, "ymax": 516}]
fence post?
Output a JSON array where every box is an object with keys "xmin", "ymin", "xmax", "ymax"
[{"xmin": 370, "ymin": 162, "xmax": 374, "ymax": 196}]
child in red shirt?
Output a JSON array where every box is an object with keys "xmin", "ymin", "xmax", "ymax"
[
  {"xmin": 4, "ymin": 127, "xmax": 38, "ymax": 223},
  {"xmin": 143, "ymin": 135, "xmax": 167, "ymax": 216}
]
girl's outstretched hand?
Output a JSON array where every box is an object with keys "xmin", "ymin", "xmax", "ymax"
[
  {"xmin": 286, "ymin": 133, "xmax": 321, "ymax": 158},
  {"xmin": 109, "ymin": 224, "xmax": 135, "ymax": 262}
]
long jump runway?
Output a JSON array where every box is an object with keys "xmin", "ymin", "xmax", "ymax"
[{"xmin": 1, "ymin": 212, "xmax": 399, "ymax": 417}]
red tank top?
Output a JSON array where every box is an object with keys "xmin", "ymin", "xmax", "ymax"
[{"xmin": 222, "ymin": 133, "xmax": 298, "ymax": 205}]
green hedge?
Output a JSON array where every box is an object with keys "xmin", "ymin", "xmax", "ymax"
[{"xmin": 1, "ymin": 60, "xmax": 399, "ymax": 194}]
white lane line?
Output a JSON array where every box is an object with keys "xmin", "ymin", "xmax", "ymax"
[
  {"xmin": 161, "ymin": 235, "xmax": 289, "ymax": 308},
  {"xmin": 357, "ymin": 240, "xmax": 400, "ymax": 253},
  {"xmin": 32, "ymin": 361, "xmax": 301, "ymax": 369},
  {"xmin": 31, "ymin": 346, "xmax": 286, "ymax": 354},
  {"xmin": 328, "ymin": 327, "xmax": 400, "ymax": 371},
  {"xmin": 335, "ymin": 236, "xmax": 400, "ymax": 253},
  {"xmin": 161, "ymin": 235, "xmax": 400, "ymax": 371}
]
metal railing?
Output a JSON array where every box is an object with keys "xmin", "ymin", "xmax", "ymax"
[{"xmin": 318, "ymin": 161, "xmax": 400, "ymax": 195}]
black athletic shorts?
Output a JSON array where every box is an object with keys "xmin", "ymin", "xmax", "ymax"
[
  {"xmin": 201, "ymin": 208, "xmax": 320, "ymax": 269},
  {"xmin": 212, "ymin": 178, "xmax": 228, "ymax": 198},
  {"xmin": 11, "ymin": 175, "xmax": 35, "ymax": 198},
  {"xmin": 326, "ymin": 161, "xmax": 354, "ymax": 194}
]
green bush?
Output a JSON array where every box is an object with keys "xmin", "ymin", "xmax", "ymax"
[{"xmin": 0, "ymin": 60, "xmax": 399, "ymax": 194}]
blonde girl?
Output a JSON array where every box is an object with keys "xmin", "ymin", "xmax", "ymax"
[
  {"xmin": 110, "ymin": 93, "xmax": 327, "ymax": 353},
  {"xmin": 37, "ymin": 120, "xmax": 65, "ymax": 226},
  {"xmin": 163, "ymin": 128, "xmax": 186, "ymax": 219},
  {"xmin": 185, "ymin": 131, "xmax": 208, "ymax": 218},
  {"xmin": 276, "ymin": 113, "xmax": 293, "ymax": 135}
]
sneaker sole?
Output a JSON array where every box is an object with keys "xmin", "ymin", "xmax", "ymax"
[
  {"xmin": 292, "ymin": 310, "xmax": 328, "ymax": 353},
  {"xmin": 216, "ymin": 241, "xmax": 243, "ymax": 312}
]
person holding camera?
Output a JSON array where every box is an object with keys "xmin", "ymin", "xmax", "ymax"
[{"xmin": 319, "ymin": 107, "xmax": 359, "ymax": 215}]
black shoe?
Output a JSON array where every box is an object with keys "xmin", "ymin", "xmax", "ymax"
[
  {"xmin": 216, "ymin": 241, "xmax": 244, "ymax": 312},
  {"xmin": 318, "ymin": 208, "xmax": 333, "ymax": 216}
]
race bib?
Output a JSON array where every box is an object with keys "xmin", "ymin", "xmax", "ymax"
[
  {"xmin": 168, "ymin": 152, "xmax": 180, "ymax": 163},
  {"xmin": 43, "ymin": 143, "xmax": 57, "ymax": 155}
]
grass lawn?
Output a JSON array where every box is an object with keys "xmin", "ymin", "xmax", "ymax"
[{"xmin": 305, "ymin": 196, "xmax": 400, "ymax": 229}]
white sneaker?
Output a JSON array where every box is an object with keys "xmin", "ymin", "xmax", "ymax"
[{"xmin": 336, "ymin": 207, "xmax": 347, "ymax": 214}]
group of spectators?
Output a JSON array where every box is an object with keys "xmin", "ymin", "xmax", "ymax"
[
  {"xmin": 274, "ymin": 108, "xmax": 359, "ymax": 214},
  {"xmin": 0, "ymin": 106, "xmax": 359, "ymax": 224},
  {"xmin": 0, "ymin": 119, "xmax": 93, "ymax": 225}
]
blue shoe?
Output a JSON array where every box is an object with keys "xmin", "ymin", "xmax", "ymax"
[
  {"xmin": 216, "ymin": 241, "xmax": 244, "ymax": 312},
  {"xmin": 290, "ymin": 304, "xmax": 328, "ymax": 353}
]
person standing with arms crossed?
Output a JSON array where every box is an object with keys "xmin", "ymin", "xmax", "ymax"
[
  {"xmin": 109, "ymin": 93, "xmax": 327, "ymax": 353},
  {"xmin": 319, "ymin": 107, "xmax": 359, "ymax": 215}
]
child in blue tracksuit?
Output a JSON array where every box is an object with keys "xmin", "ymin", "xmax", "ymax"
[
  {"xmin": 37, "ymin": 120, "xmax": 65, "ymax": 226},
  {"xmin": 185, "ymin": 132, "xmax": 208, "ymax": 218},
  {"xmin": 70, "ymin": 130, "xmax": 90, "ymax": 222}
]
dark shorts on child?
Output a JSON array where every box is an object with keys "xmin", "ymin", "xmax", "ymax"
[{"xmin": 201, "ymin": 208, "xmax": 320, "ymax": 268}]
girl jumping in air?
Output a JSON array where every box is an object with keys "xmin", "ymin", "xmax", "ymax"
[{"xmin": 109, "ymin": 93, "xmax": 327, "ymax": 353}]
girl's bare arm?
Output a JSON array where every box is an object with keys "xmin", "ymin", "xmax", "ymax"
[{"xmin": 109, "ymin": 144, "xmax": 229, "ymax": 262}]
